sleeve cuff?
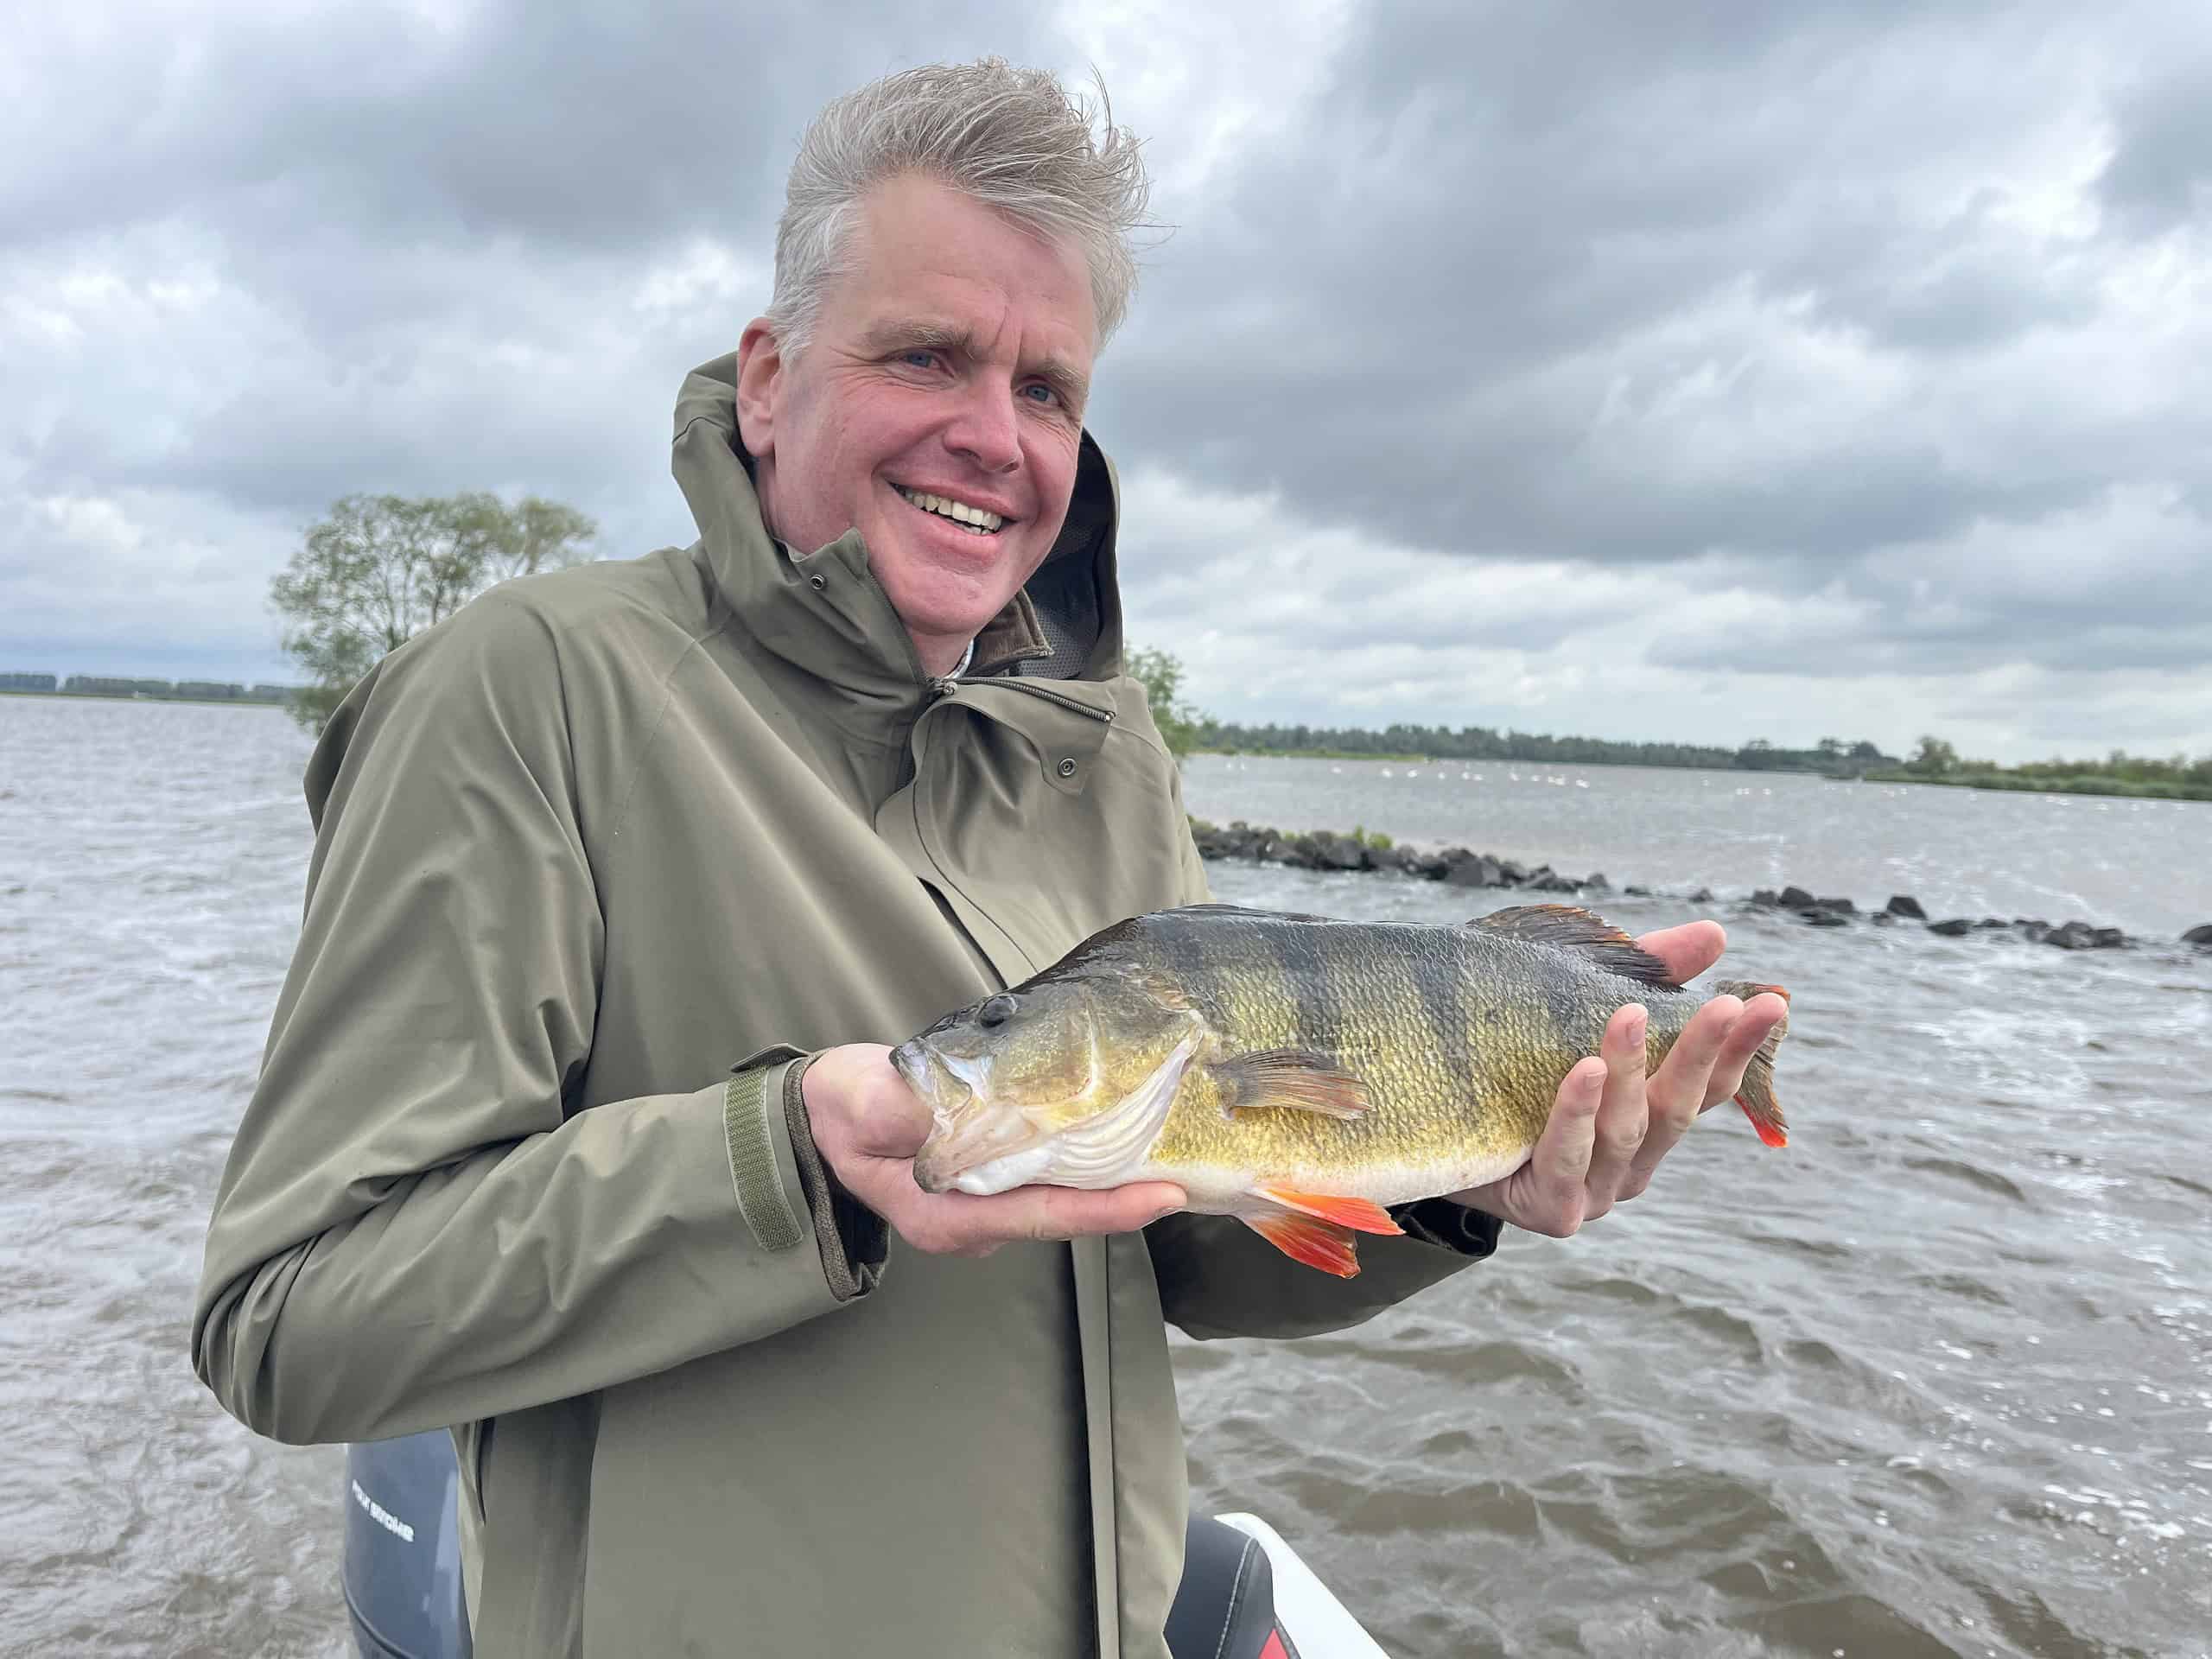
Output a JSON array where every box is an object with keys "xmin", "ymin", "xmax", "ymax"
[
  {"xmin": 778, "ymin": 1054, "xmax": 889, "ymax": 1303},
  {"xmin": 1389, "ymin": 1198, "xmax": 1503, "ymax": 1260}
]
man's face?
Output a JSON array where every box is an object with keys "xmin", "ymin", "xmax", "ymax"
[{"xmin": 737, "ymin": 174, "xmax": 1097, "ymax": 676}]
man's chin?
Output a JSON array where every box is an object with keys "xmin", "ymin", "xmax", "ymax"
[{"xmin": 874, "ymin": 541, "xmax": 1035, "ymax": 643}]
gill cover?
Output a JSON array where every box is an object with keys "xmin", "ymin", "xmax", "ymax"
[
  {"xmin": 949, "ymin": 1032, "xmax": 1200, "ymax": 1195},
  {"xmin": 900, "ymin": 967, "xmax": 1203, "ymax": 1195}
]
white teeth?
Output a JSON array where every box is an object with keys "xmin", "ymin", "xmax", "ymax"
[{"xmin": 898, "ymin": 486, "xmax": 1003, "ymax": 533}]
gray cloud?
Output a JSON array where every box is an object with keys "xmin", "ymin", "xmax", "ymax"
[
  {"xmin": 2097, "ymin": 48, "xmax": 2212, "ymax": 232},
  {"xmin": 2, "ymin": 2, "xmax": 1057, "ymax": 254},
  {"xmin": 1093, "ymin": 0, "xmax": 2210, "ymax": 577}
]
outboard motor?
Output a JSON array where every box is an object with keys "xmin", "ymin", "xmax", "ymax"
[
  {"xmin": 342, "ymin": 1433, "xmax": 472, "ymax": 1659},
  {"xmin": 1166, "ymin": 1513, "xmax": 1292, "ymax": 1659}
]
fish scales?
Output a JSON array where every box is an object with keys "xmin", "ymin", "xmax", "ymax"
[
  {"xmin": 1150, "ymin": 915, "xmax": 1611, "ymax": 1192},
  {"xmin": 896, "ymin": 902, "xmax": 1790, "ymax": 1275}
]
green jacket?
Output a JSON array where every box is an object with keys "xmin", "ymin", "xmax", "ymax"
[{"xmin": 193, "ymin": 356, "xmax": 1497, "ymax": 1657}]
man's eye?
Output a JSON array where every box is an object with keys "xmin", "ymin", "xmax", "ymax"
[
  {"xmin": 1020, "ymin": 383, "xmax": 1058, "ymax": 405},
  {"xmin": 899, "ymin": 350, "xmax": 941, "ymax": 370}
]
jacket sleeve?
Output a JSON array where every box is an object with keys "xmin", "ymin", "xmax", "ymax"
[
  {"xmin": 1147, "ymin": 1201, "xmax": 1500, "ymax": 1342},
  {"xmin": 191, "ymin": 595, "xmax": 874, "ymax": 1448}
]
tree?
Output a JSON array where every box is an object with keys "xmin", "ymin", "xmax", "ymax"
[
  {"xmin": 1123, "ymin": 645, "xmax": 1210, "ymax": 760},
  {"xmin": 1911, "ymin": 734, "xmax": 1960, "ymax": 775},
  {"xmin": 271, "ymin": 493, "xmax": 596, "ymax": 732}
]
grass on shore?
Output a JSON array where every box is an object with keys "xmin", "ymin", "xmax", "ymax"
[{"xmin": 1864, "ymin": 768, "xmax": 2212, "ymax": 803}]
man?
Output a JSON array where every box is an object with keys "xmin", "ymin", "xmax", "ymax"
[{"xmin": 194, "ymin": 60, "xmax": 1784, "ymax": 1658}]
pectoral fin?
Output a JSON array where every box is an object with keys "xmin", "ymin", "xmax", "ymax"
[{"xmin": 1207, "ymin": 1049, "xmax": 1370, "ymax": 1119}]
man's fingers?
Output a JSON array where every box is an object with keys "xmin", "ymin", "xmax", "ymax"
[
  {"xmin": 1016, "ymin": 1181, "xmax": 1188, "ymax": 1245},
  {"xmin": 1628, "ymin": 995, "xmax": 1741, "ymax": 1188},
  {"xmin": 883, "ymin": 1179, "xmax": 1187, "ymax": 1257},
  {"xmin": 1525, "ymin": 1057, "xmax": 1605, "ymax": 1233},
  {"xmin": 1699, "ymin": 993, "xmax": 1788, "ymax": 1109},
  {"xmin": 1580, "ymin": 1005, "xmax": 1649, "ymax": 1219},
  {"xmin": 1649, "ymin": 995, "xmax": 1744, "ymax": 1122},
  {"xmin": 1634, "ymin": 919, "xmax": 1726, "ymax": 986}
]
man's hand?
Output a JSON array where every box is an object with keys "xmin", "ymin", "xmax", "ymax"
[
  {"xmin": 1448, "ymin": 920, "xmax": 1789, "ymax": 1237},
  {"xmin": 802, "ymin": 1044, "xmax": 1186, "ymax": 1258}
]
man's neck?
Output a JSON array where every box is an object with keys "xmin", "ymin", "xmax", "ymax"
[{"xmin": 928, "ymin": 637, "xmax": 974, "ymax": 679}]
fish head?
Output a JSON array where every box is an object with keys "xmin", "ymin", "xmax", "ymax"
[{"xmin": 895, "ymin": 968, "xmax": 1204, "ymax": 1196}]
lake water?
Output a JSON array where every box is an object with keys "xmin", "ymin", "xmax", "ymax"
[{"xmin": 3, "ymin": 700, "xmax": 2208, "ymax": 1658}]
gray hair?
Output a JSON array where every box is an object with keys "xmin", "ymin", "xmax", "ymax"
[{"xmin": 766, "ymin": 59, "xmax": 1154, "ymax": 358}]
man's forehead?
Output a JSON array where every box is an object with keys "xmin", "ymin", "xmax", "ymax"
[{"xmin": 837, "ymin": 179, "xmax": 1096, "ymax": 356}]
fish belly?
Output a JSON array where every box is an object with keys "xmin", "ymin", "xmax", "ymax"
[{"xmin": 1138, "ymin": 1138, "xmax": 1539, "ymax": 1215}]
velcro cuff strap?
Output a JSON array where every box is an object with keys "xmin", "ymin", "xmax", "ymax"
[{"xmin": 723, "ymin": 1067, "xmax": 805, "ymax": 1253}]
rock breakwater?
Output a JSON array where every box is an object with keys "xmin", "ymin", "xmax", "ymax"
[{"xmin": 1191, "ymin": 818, "xmax": 2212, "ymax": 955}]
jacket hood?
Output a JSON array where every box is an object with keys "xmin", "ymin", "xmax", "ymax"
[{"xmin": 671, "ymin": 354, "xmax": 1128, "ymax": 690}]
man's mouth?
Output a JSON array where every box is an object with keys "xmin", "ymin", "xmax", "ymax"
[{"xmin": 893, "ymin": 484, "xmax": 1008, "ymax": 537}]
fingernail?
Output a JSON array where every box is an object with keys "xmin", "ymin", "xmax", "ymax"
[{"xmin": 1625, "ymin": 1007, "xmax": 1648, "ymax": 1046}]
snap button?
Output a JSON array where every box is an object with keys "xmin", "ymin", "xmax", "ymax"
[
  {"xmin": 808, "ymin": 573, "xmax": 827, "ymax": 591},
  {"xmin": 1057, "ymin": 758, "xmax": 1078, "ymax": 779}
]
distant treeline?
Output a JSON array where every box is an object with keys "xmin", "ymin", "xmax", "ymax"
[
  {"xmin": 1878, "ymin": 735, "xmax": 2212, "ymax": 801},
  {"xmin": 1194, "ymin": 721, "xmax": 1899, "ymax": 774},
  {"xmin": 1, "ymin": 672, "xmax": 296, "ymax": 704}
]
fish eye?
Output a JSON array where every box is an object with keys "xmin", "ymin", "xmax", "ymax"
[{"xmin": 977, "ymin": 995, "xmax": 1018, "ymax": 1028}]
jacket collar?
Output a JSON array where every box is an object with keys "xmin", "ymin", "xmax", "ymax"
[{"xmin": 671, "ymin": 354, "xmax": 1128, "ymax": 696}]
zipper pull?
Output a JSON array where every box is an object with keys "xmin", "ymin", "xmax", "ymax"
[{"xmin": 930, "ymin": 676, "xmax": 960, "ymax": 701}]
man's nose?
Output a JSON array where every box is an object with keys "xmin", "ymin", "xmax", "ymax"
[{"xmin": 943, "ymin": 380, "xmax": 1022, "ymax": 474}]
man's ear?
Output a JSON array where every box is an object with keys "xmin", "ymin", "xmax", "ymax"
[{"xmin": 735, "ymin": 318, "xmax": 783, "ymax": 456}]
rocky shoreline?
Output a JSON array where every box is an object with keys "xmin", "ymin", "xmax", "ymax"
[{"xmin": 1190, "ymin": 818, "xmax": 2212, "ymax": 954}]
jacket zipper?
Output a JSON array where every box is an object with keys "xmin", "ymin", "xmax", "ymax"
[{"xmin": 976, "ymin": 679, "xmax": 1116, "ymax": 725}]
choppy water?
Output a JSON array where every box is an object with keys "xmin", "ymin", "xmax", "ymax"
[{"xmin": 3, "ymin": 700, "xmax": 2209, "ymax": 1658}]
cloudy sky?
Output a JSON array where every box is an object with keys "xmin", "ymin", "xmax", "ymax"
[{"xmin": 5, "ymin": 1, "xmax": 2208, "ymax": 761}]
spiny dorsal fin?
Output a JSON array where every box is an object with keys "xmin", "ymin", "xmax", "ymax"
[
  {"xmin": 1471, "ymin": 903, "xmax": 1679, "ymax": 986},
  {"xmin": 1171, "ymin": 902, "xmax": 1338, "ymax": 925},
  {"xmin": 1207, "ymin": 1048, "xmax": 1370, "ymax": 1119}
]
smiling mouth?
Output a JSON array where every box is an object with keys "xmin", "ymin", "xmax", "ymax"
[{"xmin": 893, "ymin": 484, "xmax": 1009, "ymax": 537}]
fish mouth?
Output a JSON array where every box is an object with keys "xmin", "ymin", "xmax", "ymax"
[{"xmin": 891, "ymin": 1039, "xmax": 1047, "ymax": 1195}]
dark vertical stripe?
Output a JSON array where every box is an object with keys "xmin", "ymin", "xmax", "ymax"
[
  {"xmin": 1147, "ymin": 910, "xmax": 1230, "ymax": 1026},
  {"xmin": 1411, "ymin": 927, "xmax": 1475, "ymax": 1087},
  {"xmin": 1260, "ymin": 914, "xmax": 1355, "ymax": 1052}
]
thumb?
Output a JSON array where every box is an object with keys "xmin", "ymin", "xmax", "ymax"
[{"xmin": 807, "ymin": 1045, "xmax": 931, "ymax": 1162}]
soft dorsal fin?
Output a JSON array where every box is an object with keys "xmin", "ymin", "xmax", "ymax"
[{"xmin": 1471, "ymin": 904, "xmax": 1679, "ymax": 986}]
